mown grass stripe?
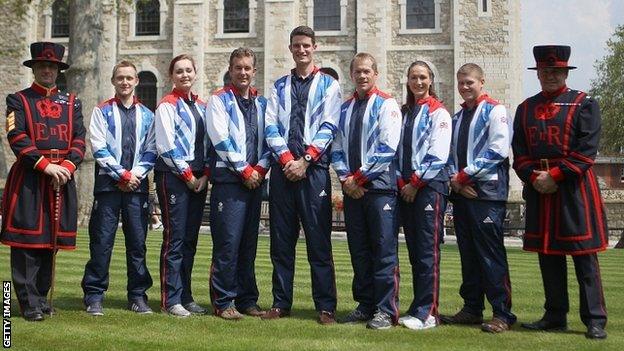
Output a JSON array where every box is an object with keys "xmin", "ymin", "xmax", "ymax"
[{"xmin": 1, "ymin": 230, "xmax": 621, "ymax": 351}]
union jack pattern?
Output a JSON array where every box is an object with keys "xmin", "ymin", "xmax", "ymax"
[
  {"xmin": 90, "ymin": 98, "xmax": 157, "ymax": 181},
  {"xmin": 265, "ymin": 69, "xmax": 341, "ymax": 165}
]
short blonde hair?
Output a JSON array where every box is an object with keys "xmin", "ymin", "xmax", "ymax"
[
  {"xmin": 111, "ymin": 60, "xmax": 137, "ymax": 79},
  {"xmin": 457, "ymin": 63, "xmax": 484, "ymax": 79}
]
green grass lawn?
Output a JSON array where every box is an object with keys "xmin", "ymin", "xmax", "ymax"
[{"xmin": 1, "ymin": 231, "xmax": 621, "ymax": 351}]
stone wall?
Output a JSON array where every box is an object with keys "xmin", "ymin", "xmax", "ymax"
[
  {"xmin": 390, "ymin": 0, "xmax": 453, "ymax": 47},
  {"xmin": 504, "ymin": 199, "xmax": 624, "ymax": 239},
  {"xmin": 0, "ymin": 0, "xmax": 522, "ymax": 105},
  {"xmin": 455, "ymin": 0, "xmax": 522, "ymax": 111},
  {"xmin": 0, "ymin": 0, "xmax": 523, "ymax": 185},
  {"xmin": 0, "ymin": 3, "xmax": 39, "ymax": 181},
  {"xmin": 386, "ymin": 50, "xmax": 455, "ymax": 106}
]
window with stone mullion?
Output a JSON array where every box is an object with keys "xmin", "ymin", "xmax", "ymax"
[
  {"xmin": 52, "ymin": 0, "xmax": 69, "ymax": 38},
  {"xmin": 224, "ymin": 0, "xmax": 250, "ymax": 34},
  {"xmin": 314, "ymin": 0, "xmax": 340, "ymax": 31},
  {"xmin": 406, "ymin": 0, "xmax": 435, "ymax": 29},
  {"xmin": 136, "ymin": 0, "xmax": 160, "ymax": 36}
]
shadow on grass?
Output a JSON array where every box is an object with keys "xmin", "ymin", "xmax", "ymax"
[
  {"xmin": 11, "ymin": 297, "xmax": 330, "ymax": 323},
  {"xmin": 11, "ymin": 296, "xmax": 147, "ymax": 314},
  {"xmin": 511, "ymin": 325, "xmax": 587, "ymax": 337}
]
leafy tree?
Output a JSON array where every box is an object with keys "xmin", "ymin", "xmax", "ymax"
[
  {"xmin": 590, "ymin": 24, "xmax": 624, "ymax": 154},
  {"xmin": 590, "ymin": 25, "xmax": 624, "ymax": 248}
]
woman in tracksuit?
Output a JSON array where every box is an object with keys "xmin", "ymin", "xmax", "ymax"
[
  {"xmin": 154, "ymin": 54, "xmax": 210, "ymax": 317},
  {"xmin": 397, "ymin": 61, "xmax": 452, "ymax": 330}
]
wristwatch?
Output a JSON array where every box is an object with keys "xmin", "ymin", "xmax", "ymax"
[{"xmin": 303, "ymin": 153, "xmax": 313, "ymax": 162}]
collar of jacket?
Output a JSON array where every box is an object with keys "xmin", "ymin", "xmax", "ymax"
[
  {"xmin": 541, "ymin": 85, "xmax": 568, "ymax": 100},
  {"xmin": 171, "ymin": 88, "xmax": 197, "ymax": 102},
  {"xmin": 31, "ymin": 82, "xmax": 58, "ymax": 97},
  {"xmin": 461, "ymin": 93, "xmax": 490, "ymax": 109}
]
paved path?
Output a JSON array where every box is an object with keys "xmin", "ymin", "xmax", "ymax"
[{"xmin": 199, "ymin": 226, "xmax": 620, "ymax": 248}]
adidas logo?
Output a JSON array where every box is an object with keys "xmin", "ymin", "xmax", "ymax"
[
  {"xmin": 319, "ymin": 190, "xmax": 327, "ymax": 197},
  {"xmin": 483, "ymin": 216, "xmax": 494, "ymax": 223},
  {"xmin": 424, "ymin": 204, "xmax": 434, "ymax": 211},
  {"xmin": 383, "ymin": 203, "xmax": 392, "ymax": 211}
]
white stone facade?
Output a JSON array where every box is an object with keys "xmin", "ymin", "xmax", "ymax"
[{"xmin": 0, "ymin": 0, "xmax": 522, "ymax": 188}]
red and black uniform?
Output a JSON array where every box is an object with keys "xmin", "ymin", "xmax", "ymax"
[
  {"xmin": 512, "ymin": 86, "xmax": 608, "ymax": 328},
  {"xmin": 1, "ymin": 83, "xmax": 86, "ymax": 312}
]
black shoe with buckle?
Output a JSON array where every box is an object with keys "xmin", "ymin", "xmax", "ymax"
[
  {"xmin": 40, "ymin": 301, "xmax": 55, "ymax": 316},
  {"xmin": 23, "ymin": 307, "xmax": 44, "ymax": 322},
  {"xmin": 585, "ymin": 325, "xmax": 607, "ymax": 339}
]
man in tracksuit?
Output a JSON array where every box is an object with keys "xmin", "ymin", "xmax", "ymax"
[
  {"xmin": 331, "ymin": 53, "xmax": 402, "ymax": 330},
  {"xmin": 441, "ymin": 63, "xmax": 517, "ymax": 333},
  {"xmin": 263, "ymin": 26, "xmax": 342, "ymax": 324},
  {"xmin": 82, "ymin": 60, "xmax": 157, "ymax": 316},
  {"xmin": 205, "ymin": 47, "xmax": 271, "ymax": 320}
]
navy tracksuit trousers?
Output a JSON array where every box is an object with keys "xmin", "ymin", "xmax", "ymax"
[
  {"xmin": 209, "ymin": 182, "xmax": 262, "ymax": 312},
  {"xmin": 268, "ymin": 165, "xmax": 337, "ymax": 312},
  {"xmin": 82, "ymin": 191, "xmax": 152, "ymax": 304},
  {"xmin": 400, "ymin": 187, "xmax": 446, "ymax": 321},
  {"xmin": 344, "ymin": 192, "xmax": 400, "ymax": 321},
  {"xmin": 452, "ymin": 198, "xmax": 516, "ymax": 324},
  {"xmin": 155, "ymin": 171, "xmax": 207, "ymax": 309},
  {"xmin": 538, "ymin": 253, "xmax": 607, "ymax": 328}
]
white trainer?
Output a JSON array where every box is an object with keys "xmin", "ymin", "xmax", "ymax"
[
  {"xmin": 403, "ymin": 315, "xmax": 437, "ymax": 330},
  {"xmin": 399, "ymin": 315, "xmax": 419, "ymax": 326},
  {"xmin": 164, "ymin": 304, "xmax": 191, "ymax": 317}
]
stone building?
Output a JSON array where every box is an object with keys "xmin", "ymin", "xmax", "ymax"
[{"xmin": 0, "ymin": 0, "xmax": 522, "ymax": 186}]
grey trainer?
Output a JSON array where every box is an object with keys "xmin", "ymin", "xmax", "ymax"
[
  {"xmin": 86, "ymin": 301, "xmax": 104, "ymax": 316},
  {"xmin": 183, "ymin": 301, "xmax": 208, "ymax": 315},
  {"xmin": 128, "ymin": 299, "xmax": 153, "ymax": 314},
  {"xmin": 366, "ymin": 311, "xmax": 393, "ymax": 330}
]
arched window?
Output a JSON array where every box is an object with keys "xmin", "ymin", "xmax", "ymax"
[
  {"xmin": 406, "ymin": 0, "xmax": 435, "ymax": 29},
  {"xmin": 136, "ymin": 71, "xmax": 158, "ymax": 112},
  {"xmin": 313, "ymin": 0, "xmax": 340, "ymax": 31},
  {"xmin": 51, "ymin": 0, "xmax": 69, "ymax": 38},
  {"xmin": 56, "ymin": 73, "xmax": 67, "ymax": 92},
  {"xmin": 136, "ymin": 0, "xmax": 160, "ymax": 36},
  {"xmin": 224, "ymin": 0, "xmax": 249, "ymax": 33}
]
